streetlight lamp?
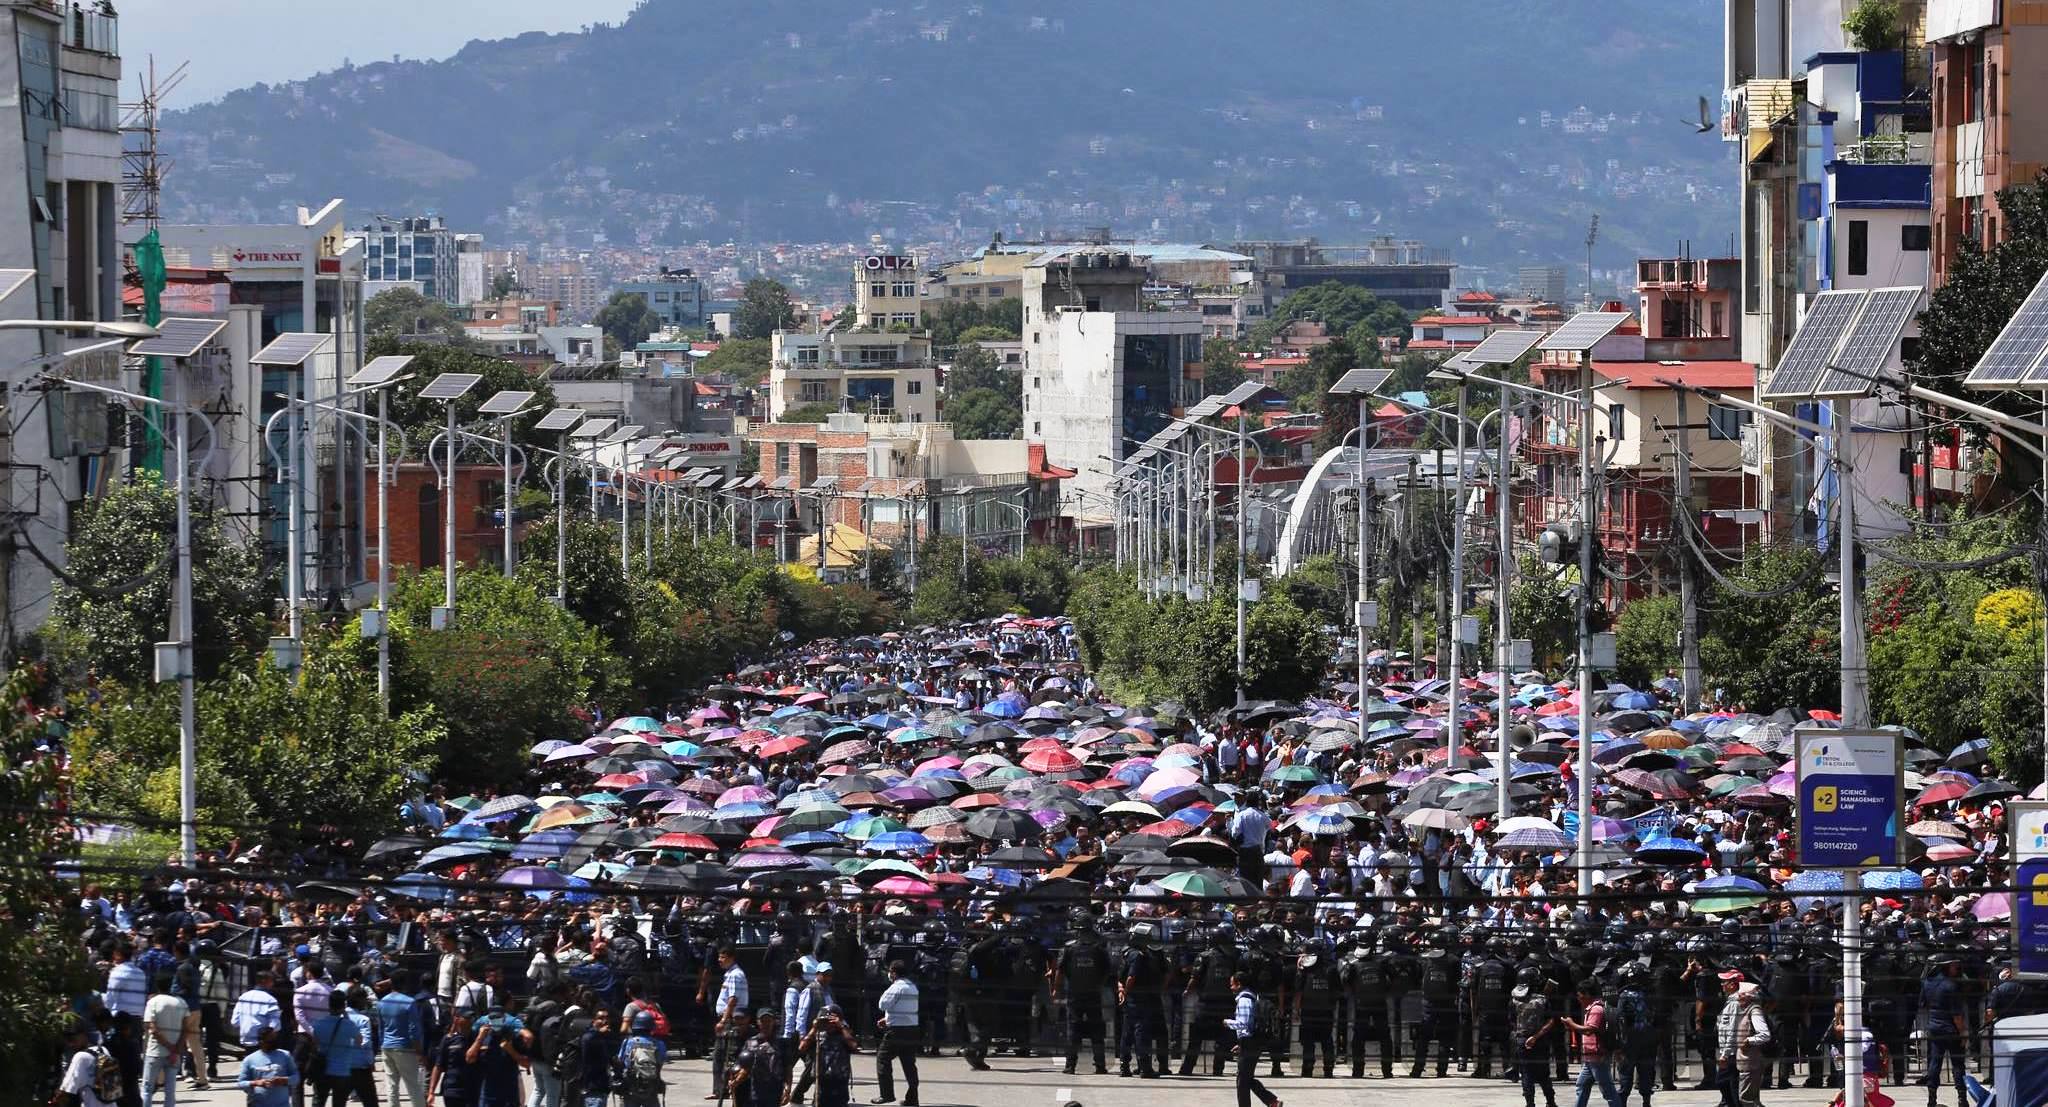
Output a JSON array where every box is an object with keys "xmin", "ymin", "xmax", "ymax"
[
  {"xmin": 476, "ymin": 389, "xmax": 537, "ymax": 574},
  {"xmin": 344, "ymin": 355, "xmax": 416, "ymax": 711},
  {"xmin": 250, "ymin": 332, "xmax": 338, "ymax": 673},
  {"xmin": 420, "ymin": 371, "xmax": 486, "ymax": 629},
  {"xmin": 532, "ymin": 408, "xmax": 587, "ymax": 607}
]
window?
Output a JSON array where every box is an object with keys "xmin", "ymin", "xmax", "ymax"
[
  {"xmin": 892, "ymin": 282, "xmax": 915, "ymax": 297},
  {"xmin": 907, "ymin": 381, "xmax": 922, "ymax": 395},
  {"xmin": 1848, "ymin": 219, "xmax": 1869, "ymax": 276},
  {"xmin": 1707, "ymin": 404, "xmax": 1746, "ymax": 441},
  {"xmin": 869, "ymin": 315, "xmax": 887, "ymax": 328},
  {"xmin": 793, "ymin": 347, "xmax": 820, "ymax": 364},
  {"xmin": 1605, "ymin": 403, "xmax": 1625, "ymax": 441},
  {"xmin": 869, "ymin": 283, "xmax": 886, "ymax": 298},
  {"xmin": 1710, "ymin": 301, "xmax": 1726, "ymax": 336},
  {"xmin": 775, "ymin": 445, "xmax": 789, "ymax": 476},
  {"xmin": 1901, "ymin": 224, "xmax": 1931, "ymax": 251},
  {"xmin": 1033, "ymin": 421, "xmax": 1041, "ymax": 435}
]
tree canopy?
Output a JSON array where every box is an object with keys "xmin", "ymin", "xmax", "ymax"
[
  {"xmin": 366, "ymin": 286, "xmax": 465, "ymax": 341},
  {"xmin": 733, "ymin": 278, "xmax": 799, "ymax": 339},
  {"xmin": 593, "ymin": 291, "xmax": 662, "ymax": 351},
  {"xmin": 926, "ymin": 297, "xmax": 1022, "ymax": 347},
  {"xmin": 1252, "ymin": 281, "xmax": 1408, "ymax": 347},
  {"xmin": 368, "ymin": 340, "xmax": 559, "ymax": 451},
  {"xmin": 699, "ymin": 337, "xmax": 771, "ymax": 386}
]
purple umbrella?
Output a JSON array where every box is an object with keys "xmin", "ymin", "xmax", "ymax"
[
  {"xmin": 499, "ymin": 866, "xmax": 570, "ymax": 888},
  {"xmin": 543, "ymin": 744, "xmax": 597, "ymax": 764}
]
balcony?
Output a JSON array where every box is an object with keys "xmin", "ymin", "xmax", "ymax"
[{"xmin": 59, "ymin": 1, "xmax": 117, "ymax": 55}]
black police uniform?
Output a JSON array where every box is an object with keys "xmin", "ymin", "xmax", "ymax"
[
  {"xmin": 1410, "ymin": 947, "xmax": 1458, "ymax": 1077},
  {"xmin": 1057, "ymin": 933, "xmax": 1112, "ymax": 1074},
  {"xmin": 1296, "ymin": 946, "xmax": 1341, "ymax": 1077},
  {"xmin": 1342, "ymin": 939, "xmax": 1395, "ymax": 1078},
  {"xmin": 1181, "ymin": 937, "xmax": 1237, "ymax": 1076}
]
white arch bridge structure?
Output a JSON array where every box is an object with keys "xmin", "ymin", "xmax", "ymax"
[{"xmin": 1269, "ymin": 446, "xmax": 1481, "ymax": 577}]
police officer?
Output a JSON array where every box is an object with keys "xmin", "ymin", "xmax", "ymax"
[
  {"xmin": 1053, "ymin": 912, "xmax": 1111, "ymax": 1075},
  {"xmin": 998, "ymin": 918, "xmax": 1046, "ymax": 1056},
  {"xmin": 1411, "ymin": 931, "xmax": 1458, "ymax": 1078},
  {"xmin": 912, "ymin": 920, "xmax": 949, "ymax": 1057},
  {"xmin": 1342, "ymin": 929, "xmax": 1395, "ymax": 1079},
  {"xmin": 1470, "ymin": 938, "xmax": 1516, "ymax": 1080},
  {"xmin": 1181, "ymin": 924, "xmax": 1237, "ymax": 1076},
  {"xmin": 1247, "ymin": 924, "xmax": 1293, "ymax": 1079},
  {"xmin": 1118, "ymin": 923, "xmax": 1168, "ymax": 1078},
  {"xmin": 962, "ymin": 923, "xmax": 1004, "ymax": 1070},
  {"xmin": 1296, "ymin": 937, "xmax": 1341, "ymax": 1078}
]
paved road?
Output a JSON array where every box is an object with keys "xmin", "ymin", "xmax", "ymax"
[{"xmin": 171, "ymin": 1054, "xmax": 1853, "ymax": 1107}]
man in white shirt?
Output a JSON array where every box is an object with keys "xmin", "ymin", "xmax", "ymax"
[
  {"xmin": 56, "ymin": 1018, "xmax": 118, "ymax": 1107},
  {"xmin": 140, "ymin": 975, "xmax": 190, "ymax": 1107}
]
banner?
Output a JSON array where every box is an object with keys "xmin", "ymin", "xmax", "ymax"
[
  {"xmin": 1794, "ymin": 727, "xmax": 1902, "ymax": 869},
  {"xmin": 2019, "ymin": 858, "xmax": 2048, "ymax": 977}
]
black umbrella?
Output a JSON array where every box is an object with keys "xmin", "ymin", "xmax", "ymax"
[
  {"xmin": 704, "ymin": 684, "xmax": 747, "ymax": 701},
  {"xmin": 1964, "ymin": 779, "xmax": 2021, "ymax": 803},
  {"xmin": 1234, "ymin": 700, "xmax": 1300, "ymax": 724},
  {"xmin": 294, "ymin": 881, "xmax": 362, "ymax": 902},
  {"xmin": 983, "ymin": 844, "xmax": 1059, "ymax": 869},
  {"xmin": 1164, "ymin": 833, "xmax": 1237, "ymax": 865},
  {"xmin": 608, "ymin": 826, "xmax": 663, "ymax": 850},
  {"xmin": 829, "ymin": 774, "xmax": 893, "ymax": 796},
  {"xmin": 364, "ymin": 836, "xmax": 430, "ymax": 864},
  {"xmin": 965, "ymin": 809, "xmax": 1041, "ymax": 841},
  {"xmin": 620, "ymin": 863, "xmax": 732, "ymax": 892}
]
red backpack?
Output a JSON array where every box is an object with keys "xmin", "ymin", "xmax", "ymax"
[{"xmin": 626, "ymin": 999, "xmax": 670, "ymax": 1038}]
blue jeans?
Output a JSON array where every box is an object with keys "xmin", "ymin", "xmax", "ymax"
[
  {"xmin": 141, "ymin": 1051, "xmax": 178, "ymax": 1107},
  {"xmin": 526, "ymin": 1062, "xmax": 560, "ymax": 1107},
  {"xmin": 583, "ymin": 1096, "xmax": 608, "ymax": 1107},
  {"xmin": 1576, "ymin": 1058, "xmax": 1620, "ymax": 1107}
]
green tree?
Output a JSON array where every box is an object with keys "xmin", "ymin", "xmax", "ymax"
[
  {"xmin": 947, "ymin": 388, "xmax": 1021, "ymax": 439},
  {"xmin": 1612, "ymin": 593, "xmax": 1682, "ymax": 689},
  {"xmin": 1867, "ymin": 604, "xmax": 1986, "ymax": 752},
  {"xmin": 699, "ymin": 337, "xmax": 772, "ymax": 386},
  {"xmin": 366, "ymin": 286, "xmax": 466, "ymax": 341},
  {"xmin": 593, "ymin": 291, "xmax": 662, "ymax": 351},
  {"xmin": 69, "ymin": 635, "xmax": 444, "ymax": 849},
  {"xmin": 370, "ymin": 340, "xmax": 559, "ymax": 450},
  {"xmin": 945, "ymin": 345, "xmax": 1014, "ymax": 397},
  {"xmin": 0, "ymin": 671, "xmax": 89, "ymax": 1096},
  {"xmin": 955, "ymin": 324, "xmax": 1018, "ymax": 346},
  {"xmin": 779, "ymin": 402, "xmax": 836, "ymax": 423},
  {"xmin": 733, "ymin": 278, "xmax": 799, "ymax": 339},
  {"xmin": 1911, "ymin": 175, "xmax": 2048, "ymax": 429},
  {"xmin": 1251, "ymin": 281, "xmax": 1408, "ymax": 347},
  {"xmin": 1299, "ymin": 337, "xmax": 1366, "ymax": 451},
  {"xmin": 489, "ymin": 269, "xmax": 520, "ymax": 300},
  {"xmin": 46, "ymin": 475, "xmax": 270, "ymax": 686},
  {"xmin": 1698, "ymin": 546, "xmax": 1840, "ymax": 711},
  {"xmin": 1274, "ymin": 552, "xmax": 1349, "ymax": 627},
  {"xmin": 985, "ymin": 546, "xmax": 1073, "ymax": 616},
  {"xmin": 386, "ymin": 569, "xmax": 626, "ymax": 790},
  {"xmin": 927, "ymin": 298, "xmax": 1022, "ymax": 347},
  {"xmin": 1507, "ymin": 555, "xmax": 1577, "ymax": 671},
  {"xmin": 1066, "ymin": 567, "xmax": 1330, "ymax": 713},
  {"xmin": 1200, "ymin": 338, "xmax": 1250, "ymax": 397}
]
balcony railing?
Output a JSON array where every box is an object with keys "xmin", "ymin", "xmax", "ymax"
[
  {"xmin": 1840, "ymin": 133, "xmax": 1916, "ymax": 165},
  {"xmin": 60, "ymin": 2, "xmax": 117, "ymax": 55}
]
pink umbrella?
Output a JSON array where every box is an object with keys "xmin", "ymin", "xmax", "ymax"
[
  {"xmin": 795, "ymin": 692, "xmax": 829, "ymax": 707},
  {"xmin": 594, "ymin": 772, "xmax": 648, "ymax": 789},
  {"xmin": 686, "ymin": 706, "xmax": 732, "ymax": 724},
  {"xmin": 1022, "ymin": 749, "xmax": 1082, "ymax": 773},
  {"xmin": 1135, "ymin": 767, "xmax": 1201, "ymax": 798},
  {"xmin": 1018, "ymin": 737, "xmax": 1066, "ymax": 753},
  {"xmin": 872, "ymin": 875, "xmax": 939, "ymax": 900},
  {"xmin": 1767, "ymin": 771, "xmax": 1796, "ymax": 798},
  {"xmin": 1975, "ymin": 893, "xmax": 2014, "ymax": 921},
  {"xmin": 914, "ymin": 755, "xmax": 962, "ymax": 774},
  {"xmin": 716, "ymin": 785, "xmax": 775, "ymax": 807}
]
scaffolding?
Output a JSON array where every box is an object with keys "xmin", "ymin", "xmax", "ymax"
[{"xmin": 119, "ymin": 56, "xmax": 185, "ymax": 229}]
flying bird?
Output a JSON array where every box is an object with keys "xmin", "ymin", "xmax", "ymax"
[{"xmin": 1684, "ymin": 95, "xmax": 1714, "ymax": 134}]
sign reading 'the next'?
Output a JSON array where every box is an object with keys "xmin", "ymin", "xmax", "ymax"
[{"xmin": 1794, "ymin": 727, "xmax": 1902, "ymax": 869}]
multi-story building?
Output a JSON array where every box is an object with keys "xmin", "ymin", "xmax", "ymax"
[
  {"xmin": 1019, "ymin": 247, "xmax": 1204, "ymax": 505},
  {"xmin": 0, "ymin": 0, "xmax": 126, "ymax": 651},
  {"xmin": 767, "ymin": 329, "xmax": 938, "ymax": 422},
  {"xmin": 616, "ymin": 267, "xmax": 709, "ymax": 330},
  {"xmin": 148, "ymin": 200, "xmax": 371, "ymax": 603},
  {"xmin": 362, "ymin": 214, "xmax": 462, "ymax": 305},
  {"xmin": 525, "ymin": 258, "xmax": 602, "ymax": 321},
  {"xmin": 747, "ymin": 412, "xmax": 1066, "ymax": 569},
  {"xmin": 1926, "ymin": 0, "xmax": 2048, "ymax": 283},
  {"xmin": 455, "ymin": 233, "xmax": 486, "ymax": 305},
  {"xmin": 1518, "ymin": 265, "xmax": 1571, "ymax": 304},
  {"xmin": 1406, "ymin": 312, "xmax": 1505, "ymax": 358},
  {"xmin": 852, "ymin": 252, "xmax": 923, "ymax": 330},
  {"xmin": 1635, "ymin": 256, "xmax": 1742, "ymax": 358},
  {"xmin": 1234, "ymin": 237, "xmax": 1456, "ymax": 312}
]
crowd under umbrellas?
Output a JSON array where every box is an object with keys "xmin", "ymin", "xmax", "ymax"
[{"xmin": 348, "ymin": 618, "xmax": 2021, "ymax": 937}]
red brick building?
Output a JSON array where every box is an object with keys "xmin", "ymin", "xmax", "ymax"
[{"xmin": 367, "ymin": 462, "xmax": 535, "ymax": 577}]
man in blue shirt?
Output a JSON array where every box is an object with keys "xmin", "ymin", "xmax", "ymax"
[
  {"xmin": 308, "ymin": 989, "xmax": 372, "ymax": 1107},
  {"xmin": 616, "ymin": 1011, "xmax": 669, "ymax": 1107},
  {"xmin": 1223, "ymin": 971, "xmax": 1280, "ymax": 1107},
  {"xmin": 375, "ymin": 970, "xmax": 425, "ymax": 1107},
  {"xmin": 236, "ymin": 1025, "xmax": 299, "ymax": 1107},
  {"xmin": 1920, "ymin": 956, "xmax": 1967, "ymax": 1107}
]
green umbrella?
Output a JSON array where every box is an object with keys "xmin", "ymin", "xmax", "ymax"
[
  {"xmin": 1269, "ymin": 764, "xmax": 1323, "ymax": 785},
  {"xmin": 1154, "ymin": 870, "xmax": 1231, "ymax": 898},
  {"xmin": 1693, "ymin": 894, "xmax": 1767, "ymax": 915},
  {"xmin": 842, "ymin": 816, "xmax": 908, "ymax": 841},
  {"xmin": 854, "ymin": 858, "xmax": 927, "ymax": 884}
]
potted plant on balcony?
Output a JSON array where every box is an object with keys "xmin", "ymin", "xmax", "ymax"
[{"xmin": 1842, "ymin": 0, "xmax": 1902, "ymax": 52}]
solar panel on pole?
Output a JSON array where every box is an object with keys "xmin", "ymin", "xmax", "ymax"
[
  {"xmin": 533, "ymin": 407, "xmax": 584, "ymax": 432},
  {"xmin": 348, "ymin": 355, "xmax": 415, "ymax": 390},
  {"xmin": 1536, "ymin": 311, "xmax": 1631, "ymax": 353},
  {"xmin": 418, "ymin": 372, "xmax": 484, "ymax": 402},
  {"xmin": 1757, "ymin": 290, "xmax": 1869, "ymax": 401},
  {"xmin": 1964, "ymin": 269, "xmax": 2048, "ymax": 389},
  {"xmin": 1328, "ymin": 367, "xmax": 1393, "ymax": 395},
  {"xmin": 477, "ymin": 390, "xmax": 537, "ymax": 416},
  {"xmin": 568, "ymin": 417, "xmax": 617, "ymax": 440},
  {"xmin": 250, "ymin": 332, "xmax": 334, "ymax": 367},
  {"xmin": 0, "ymin": 268, "xmax": 35, "ymax": 304},
  {"xmin": 128, "ymin": 318, "xmax": 229, "ymax": 359},
  {"xmin": 1814, "ymin": 287, "xmax": 1922, "ymax": 398},
  {"xmin": 1460, "ymin": 329, "xmax": 1545, "ymax": 366},
  {"xmin": 601, "ymin": 424, "xmax": 644, "ymax": 446}
]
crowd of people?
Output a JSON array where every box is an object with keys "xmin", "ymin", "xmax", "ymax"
[{"xmin": 42, "ymin": 615, "xmax": 2034, "ymax": 1107}]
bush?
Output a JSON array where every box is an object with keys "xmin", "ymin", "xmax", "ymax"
[
  {"xmin": 1842, "ymin": 0, "xmax": 1901, "ymax": 50},
  {"xmin": 1613, "ymin": 594, "xmax": 1682, "ymax": 690}
]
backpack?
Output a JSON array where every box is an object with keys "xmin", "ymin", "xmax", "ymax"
[
  {"xmin": 1514, "ymin": 995, "xmax": 1552, "ymax": 1041},
  {"xmin": 1616, "ymin": 987, "xmax": 1654, "ymax": 1049},
  {"xmin": 550, "ymin": 1016, "xmax": 588, "ymax": 1086},
  {"xmin": 626, "ymin": 1000, "xmax": 670, "ymax": 1039},
  {"xmin": 87, "ymin": 1046, "xmax": 122, "ymax": 1102},
  {"xmin": 624, "ymin": 1038, "xmax": 664, "ymax": 1093}
]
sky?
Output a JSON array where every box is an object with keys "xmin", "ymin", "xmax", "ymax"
[{"xmin": 117, "ymin": 0, "xmax": 644, "ymax": 105}]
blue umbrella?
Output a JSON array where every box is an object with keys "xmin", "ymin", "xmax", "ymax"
[
  {"xmin": 1786, "ymin": 870, "xmax": 1844, "ymax": 892},
  {"xmin": 1633, "ymin": 836, "xmax": 1708, "ymax": 866},
  {"xmin": 1288, "ymin": 809, "xmax": 1354, "ymax": 836},
  {"xmin": 387, "ymin": 873, "xmax": 455, "ymax": 903},
  {"xmin": 439, "ymin": 820, "xmax": 495, "ymax": 840},
  {"xmin": 500, "ymin": 866, "xmax": 570, "ymax": 889},
  {"xmin": 1497, "ymin": 827, "xmax": 1575, "ymax": 852},
  {"xmin": 1698, "ymin": 874, "xmax": 1768, "ymax": 893},
  {"xmin": 964, "ymin": 866, "xmax": 1027, "ymax": 888},
  {"xmin": 1862, "ymin": 870, "xmax": 1925, "ymax": 891},
  {"xmin": 511, "ymin": 827, "xmax": 581, "ymax": 861},
  {"xmin": 984, "ymin": 698, "xmax": 1026, "ymax": 720},
  {"xmin": 1610, "ymin": 691, "xmax": 1658, "ymax": 711},
  {"xmin": 865, "ymin": 831, "xmax": 934, "ymax": 853},
  {"xmin": 1593, "ymin": 740, "xmax": 1645, "ymax": 765},
  {"xmin": 416, "ymin": 843, "xmax": 493, "ymax": 869}
]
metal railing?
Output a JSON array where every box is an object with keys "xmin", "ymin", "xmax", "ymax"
[{"xmin": 60, "ymin": 1, "xmax": 117, "ymax": 55}]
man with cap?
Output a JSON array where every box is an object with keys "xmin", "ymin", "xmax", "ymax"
[
  {"xmin": 799, "ymin": 1003, "xmax": 858, "ymax": 1107},
  {"xmin": 1920, "ymin": 955, "xmax": 1968, "ymax": 1107},
  {"xmin": 1118, "ymin": 922, "xmax": 1168, "ymax": 1078},
  {"xmin": 1714, "ymin": 971, "xmax": 1770, "ymax": 1107}
]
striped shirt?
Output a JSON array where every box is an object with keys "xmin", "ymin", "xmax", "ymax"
[
  {"xmin": 104, "ymin": 962, "xmax": 149, "ymax": 1018},
  {"xmin": 878, "ymin": 978, "xmax": 919, "ymax": 1028},
  {"xmin": 790, "ymin": 982, "xmax": 832, "ymax": 1034},
  {"xmin": 715, "ymin": 964, "xmax": 749, "ymax": 1019},
  {"xmin": 1226, "ymin": 990, "xmax": 1259, "ymax": 1040}
]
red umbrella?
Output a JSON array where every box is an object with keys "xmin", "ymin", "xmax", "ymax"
[
  {"xmin": 924, "ymin": 823, "xmax": 970, "ymax": 844},
  {"xmin": 952, "ymin": 792, "xmax": 1003, "ymax": 810},
  {"xmin": 649, "ymin": 832, "xmax": 718, "ymax": 852},
  {"xmin": 1916, "ymin": 779, "xmax": 1971, "ymax": 807},
  {"xmin": 1019, "ymin": 737, "xmax": 1066, "ymax": 753},
  {"xmin": 595, "ymin": 772, "xmax": 647, "ymax": 789},
  {"xmin": 1022, "ymin": 749, "xmax": 1082, "ymax": 773},
  {"xmin": 1134, "ymin": 818, "xmax": 1197, "ymax": 839},
  {"xmin": 755, "ymin": 736, "xmax": 811, "ymax": 758}
]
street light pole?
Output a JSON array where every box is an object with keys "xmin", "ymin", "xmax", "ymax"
[
  {"xmin": 1495, "ymin": 392, "xmax": 1515, "ymax": 820},
  {"xmin": 1235, "ymin": 408, "xmax": 1248, "ymax": 706},
  {"xmin": 1446, "ymin": 379, "xmax": 1469, "ymax": 763},
  {"xmin": 1575, "ymin": 354, "xmax": 1598, "ymax": 897}
]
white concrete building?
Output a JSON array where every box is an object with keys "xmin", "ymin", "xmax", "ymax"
[
  {"xmin": 768, "ymin": 329, "xmax": 938, "ymax": 423},
  {"xmin": 1019, "ymin": 248, "xmax": 1203, "ymax": 505}
]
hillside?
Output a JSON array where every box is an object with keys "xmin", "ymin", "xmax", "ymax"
[{"xmin": 160, "ymin": 0, "xmax": 1733, "ymax": 276}]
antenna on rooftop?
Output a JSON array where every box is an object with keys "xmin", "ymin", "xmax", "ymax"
[{"xmin": 121, "ymin": 56, "xmax": 188, "ymax": 229}]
